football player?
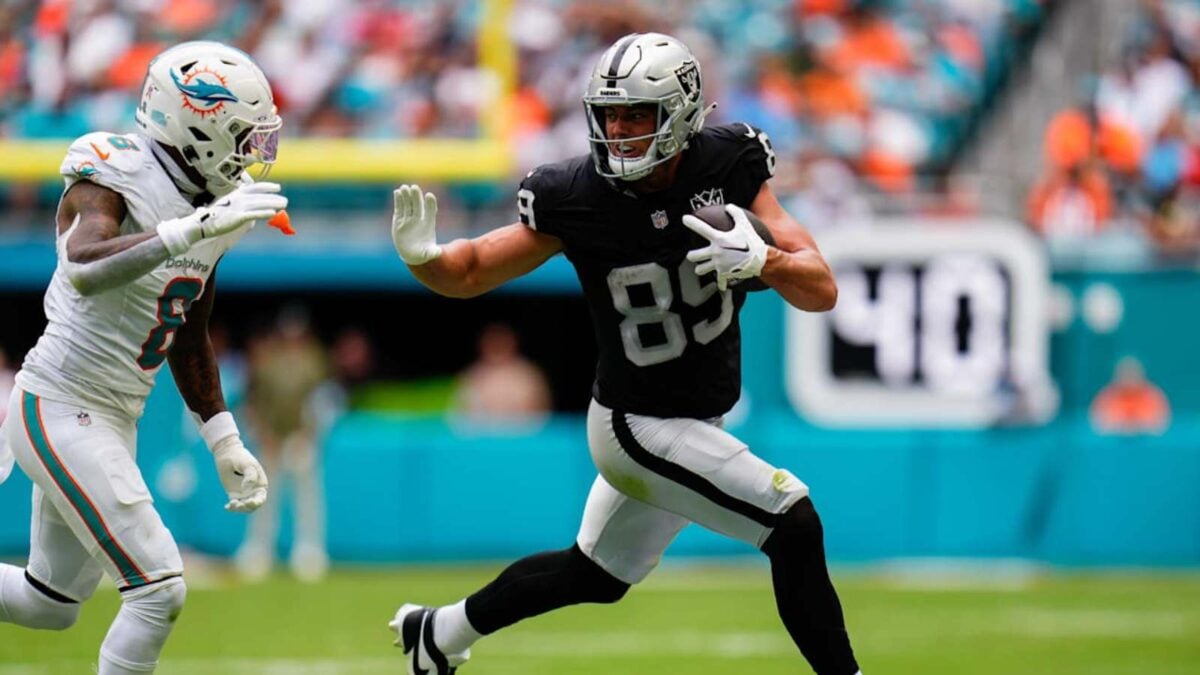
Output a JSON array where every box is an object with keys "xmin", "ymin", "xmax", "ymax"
[
  {"xmin": 389, "ymin": 33, "xmax": 861, "ymax": 675},
  {"xmin": 0, "ymin": 42, "xmax": 285, "ymax": 673}
]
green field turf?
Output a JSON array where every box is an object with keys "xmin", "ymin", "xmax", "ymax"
[{"xmin": 2, "ymin": 563, "xmax": 1198, "ymax": 674}]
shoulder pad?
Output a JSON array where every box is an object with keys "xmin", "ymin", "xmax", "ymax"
[
  {"xmin": 516, "ymin": 156, "xmax": 590, "ymax": 232},
  {"xmin": 61, "ymin": 133, "xmax": 150, "ymax": 186},
  {"xmin": 702, "ymin": 122, "xmax": 776, "ymax": 180}
]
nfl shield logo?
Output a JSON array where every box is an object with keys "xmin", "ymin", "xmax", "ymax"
[{"xmin": 651, "ymin": 210, "xmax": 669, "ymax": 230}]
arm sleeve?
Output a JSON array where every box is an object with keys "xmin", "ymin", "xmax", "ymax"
[{"xmin": 56, "ymin": 218, "xmax": 175, "ymax": 295}]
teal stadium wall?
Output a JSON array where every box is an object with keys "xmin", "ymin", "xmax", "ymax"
[{"xmin": 2, "ymin": 262, "xmax": 1199, "ymax": 566}]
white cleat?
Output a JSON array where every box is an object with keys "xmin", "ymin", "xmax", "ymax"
[{"xmin": 390, "ymin": 604, "xmax": 470, "ymax": 675}]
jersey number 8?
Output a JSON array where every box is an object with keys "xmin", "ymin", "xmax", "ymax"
[
  {"xmin": 137, "ymin": 278, "xmax": 204, "ymax": 370},
  {"xmin": 607, "ymin": 261, "xmax": 733, "ymax": 367}
]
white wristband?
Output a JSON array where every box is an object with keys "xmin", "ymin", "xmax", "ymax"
[
  {"xmin": 157, "ymin": 212, "xmax": 204, "ymax": 256},
  {"xmin": 199, "ymin": 411, "xmax": 239, "ymax": 451}
]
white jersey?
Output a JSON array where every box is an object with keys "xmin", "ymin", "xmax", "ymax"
[{"xmin": 16, "ymin": 132, "xmax": 247, "ymax": 419}]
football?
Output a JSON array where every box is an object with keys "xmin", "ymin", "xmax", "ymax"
[{"xmin": 689, "ymin": 204, "xmax": 775, "ymax": 292}]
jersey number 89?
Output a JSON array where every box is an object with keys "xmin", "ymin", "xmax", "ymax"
[{"xmin": 607, "ymin": 261, "xmax": 733, "ymax": 366}]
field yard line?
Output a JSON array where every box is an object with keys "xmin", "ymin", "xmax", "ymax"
[
  {"xmin": 0, "ymin": 630, "xmax": 797, "ymax": 674},
  {"xmin": 489, "ymin": 629, "xmax": 795, "ymax": 657},
  {"xmin": 1001, "ymin": 607, "xmax": 1193, "ymax": 639}
]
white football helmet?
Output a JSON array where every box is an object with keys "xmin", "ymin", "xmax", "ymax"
[
  {"xmin": 584, "ymin": 33, "xmax": 714, "ymax": 181},
  {"xmin": 135, "ymin": 41, "xmax": 280, "ymax": 194}
]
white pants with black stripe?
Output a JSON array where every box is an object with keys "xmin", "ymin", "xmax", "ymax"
[
  {"xmin": 577, "ymin": 399, "xmax": 809, "ymax": 584},
  {"xmin": 4, "ymin": 389, "xmax": 183, "ymax": 600}
]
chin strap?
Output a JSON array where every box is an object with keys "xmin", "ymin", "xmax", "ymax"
[{"xmin": 150, "ymin": 141, "xmax": 214, "ymax": 205}]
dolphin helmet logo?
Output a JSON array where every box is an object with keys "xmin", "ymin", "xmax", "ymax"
[{"xmin": 171, "ymin": 67, "xmax": 239, "ymax": 117}]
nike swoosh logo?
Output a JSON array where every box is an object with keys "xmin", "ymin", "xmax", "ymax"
[
  {"xmin": 411, "ymin": 611, "xmax": 430, "ymax": 675},
  {"xmin": 424, "ymin": 608, "xmax": 452, "ymax": 674},
  {"xmin": 721, "ymin": 244, "xmax": 750, "ymax": 252},
  {"xmin": 90, "ymin": 142, "xmax": 110, "ymax": 160},
  {"xmin": 413, "ymin": 635, "xmax": 428, "ymax": 675}
]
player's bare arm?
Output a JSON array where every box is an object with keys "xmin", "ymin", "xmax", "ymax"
[
  {"xmin": 392, "ymin": 184, "xmax": 563, "ymax": 299},
  {"xmin": 54, "ymin": 180, "xmax": 167, "ymax": 295},
  {"xmin": 54, "ymin": 179, "xmax": 286, "ymax": 296},
  {"xmin": 57, "ymin": 180, "xmax": 145, "ymax": 258},
  {"xmin": 166, "ymin": 259, "xmax": 268, "ymax": 513},
  {"xmin": 751, "ymin": 183, "xmax": 838, "ymax": 312},
  {"xmin": 413, "ymin": 224, "xmax": 562, "ymax": 298},
  {"xmin": 167, "ymin": 263, "xmax": 226, "ymax": 422}
]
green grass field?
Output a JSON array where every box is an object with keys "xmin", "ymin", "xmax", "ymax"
[{"xmin": 2, "ymin": 563, "xmax": 1198, "ymax": 674}]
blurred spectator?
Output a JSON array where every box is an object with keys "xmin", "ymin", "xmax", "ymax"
[
  {"xmin": 326, "ymin": 326, "xmax": 377, "ymax": 408},
  {"xmin": 1089, "ymin": 356, "xmax": 1170, "ymax": 435},
  {"xmin": 1043, "ymin": 107, "xmax": 1142, "ymax": 177},
  {"xmin": 0, "ymin": 0, "xmax": 1046, "ymax": 215},
  {"xmin": 303, "ymin": 326, "xmax": 376, "ymax": 450},
  {"xmin": 784, "ymin": 155, "xmax": 874, "ymax": 231},
  {"xmin": 1030, "ymin": 0, "xmax": 1200, "ymax": 259},
  {"xmin": 238, "ymin": 305, "xmax": 331, "ymax": 583},
  {"xmin": 1144, "ymin": 184, "xmax": 1200, "ymax": 259},
  {"xmin": 455, "ymin": 322, "xmax": 550, "ymax": 422},
  {"xmin": 1027, "ymin": 164, "xmax": 1113, "ymax": 239}
]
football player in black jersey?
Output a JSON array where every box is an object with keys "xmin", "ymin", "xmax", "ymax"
[{"xmin": 388, "ymin": 33, "xmax": 861, "ymax": 675}]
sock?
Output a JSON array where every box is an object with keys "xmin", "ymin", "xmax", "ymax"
[
  {"xmin": 433, "ymin": 599, "xmax": 483, "ymax": 654},
  {"xmin": 463, "ymin": 544, "xmax": 629, "ymax": 636},
  {"xmin": 0, "ymin": 563, "xmax": 79, "ymax": 630},
  {"xmin": 98, "ymin": 577, "xmax": 186, "ymax": 674},
  {"xmin": 761, "ymin": 498, "xmax": 859, "ymax": 675}
]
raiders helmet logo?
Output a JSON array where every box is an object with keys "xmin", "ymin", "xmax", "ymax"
[{"xmin": 675, "ymin": 61, "xmax": 701, "ymax": 102}]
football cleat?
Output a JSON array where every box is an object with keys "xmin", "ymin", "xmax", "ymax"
[{"xmin": 390, "ymin": 604, "xmax": 470, "ymax": 675}]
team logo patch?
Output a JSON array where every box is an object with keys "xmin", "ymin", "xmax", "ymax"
[
  {"xmin": 171, "ymin": 67, "xmax": 239, "ymax": 118},
  {"xmin": 651, "ymin": 210, "xmax": 669, "ymax": 230},
  {"xmin": 675, "ymin": 60, "xmax": 701, "ymax": 102},
  {"xmin": 72, "ymin": 161, "xmax": 97, "ymax": 178},
  {"xmin": 690, "ymin": 188, "xmax": 725, "ymax": 211},
  {"xmin": 76, "ymin": 411, "xmax": 92, "ymax": 427}
]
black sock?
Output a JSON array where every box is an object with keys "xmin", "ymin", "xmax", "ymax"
[
  {"xmin": 761, "ymin": 497, "xmax": 859, "ymax": 675},
  {"xmin": 464, "ymin": 544, "xmax": 629, "ymax": 635}
]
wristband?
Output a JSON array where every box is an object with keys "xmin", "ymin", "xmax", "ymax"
[
  {"xmin": 199, "ymin": 411, "xmax": 239, "ymax": 451},
  {"xmin": 157, "ymin": 212, "xmax": 204, "ymax": 256}
]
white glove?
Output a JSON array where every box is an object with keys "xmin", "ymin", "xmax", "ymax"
[
  {"xmin": 158, "ymin": 182, "xmax": 288, "ymax": 255},
  {"xmin": 391, "ymin": 184, "xmax": 442, "ymax": 265},
  {"xmin": 200, "ymin": 412, "xmax": 268, "ymax": 513},
  {"xmin": 683, "ymin": 204, "xmax": 769, "ymax": 291}
]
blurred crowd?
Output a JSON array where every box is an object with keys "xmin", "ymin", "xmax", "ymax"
[
  {"xmin": 0, "ymin": 0, "xmax": 1047, "ymax": 216},
  {"xmin": 1030, "ymin": 0, "xmax": 1200, "ymax": 262}
]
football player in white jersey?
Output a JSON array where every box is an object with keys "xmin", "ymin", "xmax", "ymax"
[{"xmin": 0, "ymin": 42, "xmax": 286, "ymax": 674}]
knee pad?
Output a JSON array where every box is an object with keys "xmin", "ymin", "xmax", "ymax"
[
  {"xmin": 27, "ymin": 594, "xmax": 80, "ymax": 631},
  {"xmin": 568, "ymin": 545, "xmax": 631, "ymax": 604},
  {"xmin": 121, "ymin": 576, "xmax": 187, "ymax": 625},
  {"xmin": 2, "ymin": 569, "xmax": 81, "ymax": 631},
  {"xmin": 762, "ymin": 497, "xmax": 824, "ymax": 558}
]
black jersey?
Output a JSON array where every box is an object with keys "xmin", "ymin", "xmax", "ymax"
[{"xmin": 518, "ymin": 123, "xmax": 777, "ymax": 419}]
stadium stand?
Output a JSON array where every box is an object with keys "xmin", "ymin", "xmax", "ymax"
[{"xmin": 0, "ymin": 0, "xmax": 1050, "ymax": 225}]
